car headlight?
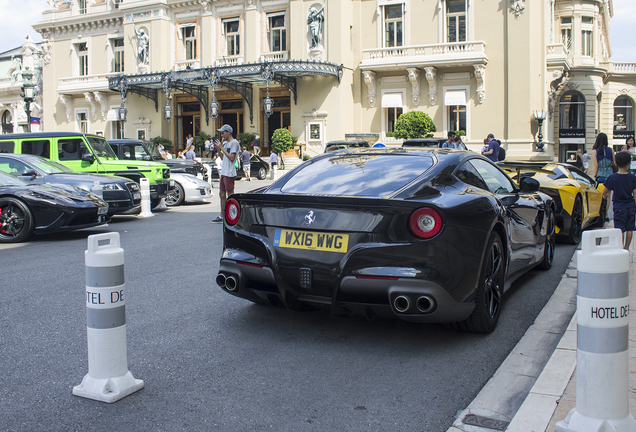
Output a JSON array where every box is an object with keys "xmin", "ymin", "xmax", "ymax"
[
  {"xmin": 101, "ymin": 183, "xmax": 124, "ymax": 191},
  {"xmin": 31, "ymin": 190, "xmax": 74, "ymax": 204},
  {"xmin": 127, "ymin": 182, "xmax": 140, "ymax": 191}
]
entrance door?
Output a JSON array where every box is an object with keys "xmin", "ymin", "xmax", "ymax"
[{"xmin": 177, "ymin": 101, "xmax": 201, "ymax": 151}]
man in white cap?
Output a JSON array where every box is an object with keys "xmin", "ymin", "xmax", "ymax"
[{"xmin": 211, "ymin": 124, "xmax": 240, "ymax": 223}]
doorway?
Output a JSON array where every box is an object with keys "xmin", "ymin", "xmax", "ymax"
[
  {"xmin": 263, "ymin": 97, "xmax": 291, "ymax": 154},
  {"xmin": 177, "ymin": 100, "xmax": 201, "ymax": 151}
]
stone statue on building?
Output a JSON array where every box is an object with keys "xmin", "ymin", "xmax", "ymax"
[
  {"xmin": 8, "ymin": 56, "xmax": 22, "ymax": 85},
  {"xmin": 133, "ymin": 21, "xmax": 150, "ymax": 72},
  {"xmin": 307, "ymin": 4, "xmax": 324, "ymax": 49}
]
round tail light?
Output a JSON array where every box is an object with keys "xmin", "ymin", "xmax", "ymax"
[
  {"xmin": 225, "ymin": 198, "xmax": 240, "ymax": 225},
  {"xmin": 409, "ymin": 207, "xmax": 444, "ymax": 239}
]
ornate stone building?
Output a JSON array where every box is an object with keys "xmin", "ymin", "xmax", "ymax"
[{"xmin": 30, "ymin": 0, "xmax": 636, "ymax": 161}]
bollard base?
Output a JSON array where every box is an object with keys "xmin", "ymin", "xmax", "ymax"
[
  {"xmin": 138, "ymin": 210, "xmax": 154, "ymax": 218},
  {"xmin": 73, "ymin": 371, "xmax": 144, "ymax": 403},
  {"xmin": 556, "ymin": 408, "xmax": 636, "ymax": 432},
  {"xmin": 154, "ymin": 198, "xmax": 168, "ymax": 211}
]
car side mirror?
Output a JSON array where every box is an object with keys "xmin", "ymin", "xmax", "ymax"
[
  {"xmin": 519, "ymin": 176, "xmax": 541, "ymax": 193},
  {"xmin": 142, "ymin": 155, "xmax": 152, "ymax": 161},
  {"xmin": 81, "ymin": 153, "xmax": 95, "ymax": 163},
  {"xmin": 21, "ymin": 168, "xmax": 36, "ymax": 178}
]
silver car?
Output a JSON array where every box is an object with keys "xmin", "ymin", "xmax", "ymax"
[{"xmin": 165, "ymin": 172, "xmax": 213, "ymax": 206}]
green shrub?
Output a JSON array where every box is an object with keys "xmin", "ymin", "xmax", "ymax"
[
  {"xmin": 455, "ymin": 130, "xmax": 466, "ymax": 136},
  {"xmin": 193, "ymin": 131, "xmax": 212, "ymax": 149},
  {"xmin": 385, "ymin": 131, "xmax": 394, "ymax": 138},
  {"xmin": 238, "ymin": 132, "xmax": 256, "ymax": 149},
  {"xmin": 149, "ymin": 136, "xmax": 173, "ymax": 150},
  {"xmin": 302, "ymin": 154, "xmax": 311, "ymax": 161},
  {"xmin": 271, "ymin": 128, "xmax": 294, "ymax": 154},
  {"xmin": 393, "ymin": 111, "xmax": 437, "ymax": 139}
]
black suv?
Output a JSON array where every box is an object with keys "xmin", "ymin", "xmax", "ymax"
[
  {"xmin": 401, "ymin": 138, "xmax": 468, "ymax": 150},
  {"xmin": 108, "ymin": 139, "xmax": 206, "ymax": 178}
]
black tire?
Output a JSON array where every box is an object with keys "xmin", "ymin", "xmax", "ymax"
[
  {"xmin": 594, "ymin": 199, "xmax": 607, "ymax": 228},
  {"xmin": 165, "ymin": 182, "xmax": 185, "ymax": 206},
  {"xmin": 537, "ymin": 208, "xmax": 556, "ymax": 270},
  {"xmin": 565, "ymin": 197, "xmax": 583, "ymax": 244},
  {"xmin": 450, "ymin": 232, "xmax": 504, "ymax": 333},
  {"xmin": 257, "ymin": 167, "xmax": 267, "ymax": 180},
  {"xmin": 0, "ymin": 197, "xmax": 34, "ymax": 243}
]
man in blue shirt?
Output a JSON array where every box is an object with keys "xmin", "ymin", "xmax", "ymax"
[
  {"xmin": 482, "ymin": 133, "xmax": 499, "ymax": 162},
  {"xmin": 442, "ymin": 131, "xmax": 456, "ymax": 148},
  {"xmin": 185, "ymin": 145, "xmax": 196, "ymax": 160}
]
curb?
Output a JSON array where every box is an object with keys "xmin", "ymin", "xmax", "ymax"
[{"xmin": 447, "ymin": 252, "xmax": 579, "ymax": 432}]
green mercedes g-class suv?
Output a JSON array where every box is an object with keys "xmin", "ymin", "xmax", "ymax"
[{"xmin": 0, "ymin": 132, "xmax": 170, "ymax": 206}]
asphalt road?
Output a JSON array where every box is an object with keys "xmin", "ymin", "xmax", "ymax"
[{"xmin": 0, "ymin": 178, "xmax": 578, "ymax": 432}]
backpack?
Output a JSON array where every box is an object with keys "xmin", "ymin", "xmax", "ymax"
[{"xmin": 497, "ymin": 141, "xmax": 505, "ymax": 161}]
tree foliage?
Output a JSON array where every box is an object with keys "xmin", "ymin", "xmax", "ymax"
[
  {"xmin": 392, "ymin": 111, "xmax": 437, "ymax": 139},
  {"xmin": 193, "ymin": 131, "xmax": 212, "ymax": 149},
  {"xmin": 238, "ymin": 132, "xmax": 256, "ymax": 149},
  {"xmin": 149, "ymin": 136, "xmax": 173, "ymax": 150},
  {"xmin": 271, "ymin": 128, "xmax": 294, "ymax": 154}
]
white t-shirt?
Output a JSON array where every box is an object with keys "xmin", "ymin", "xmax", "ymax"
[{"xmin": 220, "ymin": 138, "xmax": 240, "ymax": 177}]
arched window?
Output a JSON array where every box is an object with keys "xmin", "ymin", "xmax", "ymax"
[
  {"xmin": 1, "ymin": 110, "xmax": 13, "ymax": 134},
  {"xmin": 559, "ymin": 91, "xmax": 585, "ymax": 138},
  {"xmin": 613, "ymin": 95, "xmax": 634, "ymax": 139}
]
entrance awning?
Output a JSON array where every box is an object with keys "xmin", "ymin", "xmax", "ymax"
[
  {"xmin": 108, "ymin": 61, "xmax": 343, "ymax": 124},
  {"xmin": 444, "ymin": 90, "xmax": 467, "ymax": 106},
  {"xmin": 106, "ymin": 109, "xmax": 119, "ymax": 122},
  {"xmin": 381, "ymin": 93, "xmax": 403, "ymax": 108}
]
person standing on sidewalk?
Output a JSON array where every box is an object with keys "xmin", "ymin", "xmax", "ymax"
[
  {"xmin": 211, "ymin": 125, "xmax": 240, "ymax": 223},
  {"xmin": 602, "ymin": 150, "xmax": 636, "ymax": 250},
  {"xmin": 241, "ymin": 146, "xmax": 252, "ymax": 181}
]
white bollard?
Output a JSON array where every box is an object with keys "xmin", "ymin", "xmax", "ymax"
[
  {"xmin": 138, "ymin": 178, "xmax": 154, "ymax": 218},
  {"xmin": 556, "ymin": 229, "xmax": 636, "ymax": 431},
  {"xmin": 154, "ymin": 198, "xmax": 168, "ymax": 211},
  {"xmin": 73, "ymin": 232, "xmax": 144, "ymax": 403}
]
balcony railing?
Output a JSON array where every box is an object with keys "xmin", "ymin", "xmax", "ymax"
[
  {"xmin": 610, "ymin": 63, "xmax": 636, "ymax": 73},
  {"xmin": 174, "ymin": 59, "xmax": 201, "ymax": 71},
  {"xmin": 58, "ymin": 72, "xmax": 119, "ymax": 93},
  {"xmin": 260, "ymin": 51, "xmax": 289, "ymax": 62},
  {"xmin": 214, "ymin": 56, "xmax": 244, "ymax": 67},
  {"xmin": 361, "ymin": 41, "xmax": 487, "ymax": 68}
]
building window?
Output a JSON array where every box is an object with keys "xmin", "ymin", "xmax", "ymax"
[
  {"xmin": 224, "ymin": 20, "xmax": 240, "ymax": 56},
  {"xmin": 387, "ymin": 107, "xmax": 403, "ymax": 133},
  {"xmin": 77, "ymin": 111, "xmax": 88, "ymax": 134},
  {"xmin": 114, "ymin": 0, "xmax": 122, "ymax": 9},
  {"xmin": 447, "ymin": 0, "xmax": 466, "ymax": 43},
  {"xmin": 112, "ymin": 38, "xmax": 124, "ymax": 72},
  {"xmin": 581, "ymin": 17, "xmax": 593, "ymax": 57},
  {"xmin": 181, "ymin": 26, "xmax": 197, "ymax": 60},
  {"xmin": 561, "ymin": 17, "xmax": 572, "ymax": 54},
  {"xmin": 384, "ymin": 5, "xmax": 403, "ymax": 48},
  {"xmin": 78, "ymin": 42, "xmax": 88, "ymax": 76},
  {"xmin": 268, "ymin": 14, "xmax": 286, "ymax": 52},
  {"xmin": 2, "ymin": 110, "xmax": 13, "ymax": 134},
  {"xmin": 559, "ymin": 91, "xmax": 585, "ymax": 137},
  {"xmin": 448, "ymin": 105, "xmax": 466, "ymax": 134},
  {"xmin": 78, "ymin": 0, "xmax": 88, "ymax": 14},
  {"xmin": 614, "ymin": 96, "xmax": 634, "ymax": 139}
]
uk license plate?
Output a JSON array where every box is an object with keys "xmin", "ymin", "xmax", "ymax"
[{"xmin": 274, "ymin": 229, "xmax": 349, "ymax": 253}]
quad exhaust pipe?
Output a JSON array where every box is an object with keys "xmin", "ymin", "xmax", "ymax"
[
  {"xmin": 392, "ymin": 294, "xmax": 436, "ymax": 314},
  {"xmin": 393, "ymin": 295, "xmax": 411, "ymax": 313},
  {"xmin": 216, "ymin": 273, "xmax": 239, "ymax": 292}
]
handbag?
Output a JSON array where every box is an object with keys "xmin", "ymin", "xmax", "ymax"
[{"xmin": 234, "ymin": 158, "xmax": 239, "ymax": 169}]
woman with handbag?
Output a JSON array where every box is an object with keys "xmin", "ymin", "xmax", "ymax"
[{"xmin": 591, "ymin": 132, "xmax": 615, "ymax": 182}]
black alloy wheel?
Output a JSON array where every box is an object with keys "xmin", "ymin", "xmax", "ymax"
[
  {"xmin": 449, "ymin": 232, "xmax": 504, "ymax": 333},
  {"xmin": 538, "ymin": 208, "xmax": 556, "ymax": 270},
  {"xmin": 0, "ymin": 197, "xmax": 34, "ymax": 243},
  {"xmin": 566, "ymin": 197, "xmax": 583, "ymax": 244},
  {"xmin": 165, "ymin": 182, "xmax": 185, "ymax": 206},
  {"xmin": 258, "ymin": 167, "xmax": 267, "ymax": 180}
]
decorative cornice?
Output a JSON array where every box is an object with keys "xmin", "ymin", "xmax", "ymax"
[
  {"xmin": 473, "ymin": 65, "xmax": 486, "ymax": 104},
  {"xmin": 407, "ymin": 68, "xmax": 420, "ymax": 107},
  {"xmin": 93, "ymin": 91, "xmax": 107, "ymax": 120},
  {"xmin": 59, "ymin": 94, "xmax": 73, "ymax": 122},
  {"xmin": 36, "ymin": 16, "xmax": 124, "ymax": 40},
  {"xmin": 423, "ymin": 67, "xmax": 437, "ymax": 105},
  {"xmin": 363, "ymin": 71, "xmax": 376, "ymax": 108},
  {"xmin": 510, "ymin": 0, "xmax": 526, "ymax": 20}
]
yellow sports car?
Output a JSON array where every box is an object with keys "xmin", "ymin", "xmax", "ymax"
[{"xmin": 500, "ymin": 162, "xmax": 606, "ymax": 244}]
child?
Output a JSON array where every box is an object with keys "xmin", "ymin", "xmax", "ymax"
[{"xmin": 602, "ymin": 151, "xmax": 636, "ymax": 249}]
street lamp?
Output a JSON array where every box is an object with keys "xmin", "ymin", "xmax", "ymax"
[
  {"xmin": 20, "ymin": 67, "xmax": 35, "ymax": 133},
  {"xmin": 263, "ymin": 92, "xmax": 274, "ymax": 117},
  {"xmin": 533, "ymin": 109, "xmax": 548, "ymax": 152},
  {"xmin": 209, "ymin": 96, "xmax": 219, "ymax": 119},
  {"xmin": 163, "ymin": 100, "xmax": 172, "ymax": 123}
]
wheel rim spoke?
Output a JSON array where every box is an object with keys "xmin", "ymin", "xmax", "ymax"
[{"xmin": 485, "ymin": 242, "xmax": 502, "ymax": 318}]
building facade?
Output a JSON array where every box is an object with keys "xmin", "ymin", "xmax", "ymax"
[{"xmin": 29, "ymin": 0, "xmax": 636, "ymax": 161}]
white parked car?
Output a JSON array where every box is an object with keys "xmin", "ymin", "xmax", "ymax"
[{"xmin": 165, "ymin": 172, "xmax": 213, "ymax": 206}]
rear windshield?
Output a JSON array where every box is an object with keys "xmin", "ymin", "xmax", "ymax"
[{"xmin": 280, "ymin": 153, "xmax": 434, "ymax": 197}]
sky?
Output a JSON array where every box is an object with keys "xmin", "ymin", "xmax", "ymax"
[{"xmin": 0, "ymin": 0, "xmax": 634, "ymax": 60}]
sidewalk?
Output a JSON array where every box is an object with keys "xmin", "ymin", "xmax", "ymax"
[{"xmin": 448, "ymin": 225, "xmax": 636, "ymax": 432}]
